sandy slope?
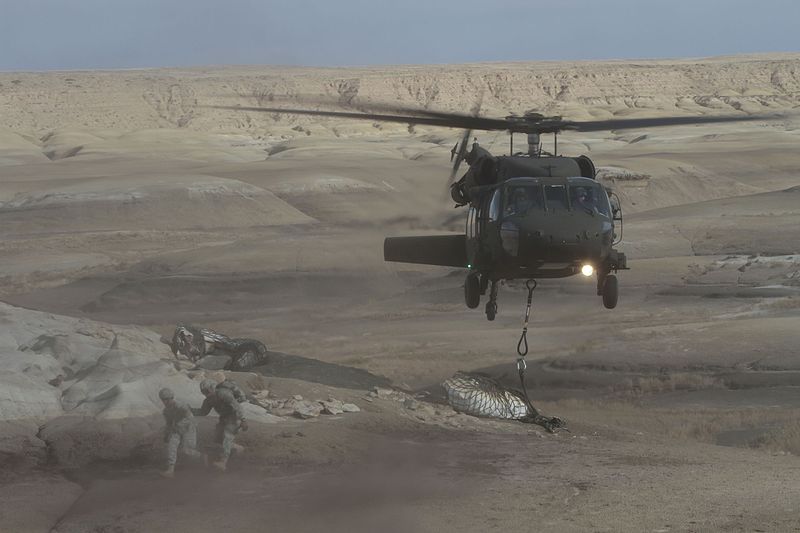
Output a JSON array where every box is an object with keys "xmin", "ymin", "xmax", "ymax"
[{"xmin": 0, "ymin": 55, "xmax": 799, "ymax": 532}]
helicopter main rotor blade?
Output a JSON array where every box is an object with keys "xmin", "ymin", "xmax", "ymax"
[
  {"xmin": 218, "ymin": 94, "xmax": 495, "ymax": 124},
  {"xmin": 208, "ymin": 105, "xmax": 511, "ymax": 131},
  {"xmin": 337, "ymin": 100, "xmax": 778, "ymax": 133},
  {"xmin": 209, "ymin": 104, "xmax": 781, "ymax": 135},
  {"xmin": 553, "ymin": 114, "xmax": 776, "ymax": 133}
]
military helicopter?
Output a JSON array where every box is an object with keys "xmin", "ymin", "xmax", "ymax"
[{"xmin": 213, "ymin": 102, "xmax": 770, "ymax": 320}]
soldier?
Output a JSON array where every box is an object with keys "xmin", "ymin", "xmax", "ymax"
[
  {"xmin": 159, "ymin": 387, "xmax": 202, "ymax": 478},
  {"xmin": 193, "ymin": 378, "xmax": 248, "ymax": 471},
  {"xmin": 571, "ymin": 186, "xmax": 594, "ymax": 211}
]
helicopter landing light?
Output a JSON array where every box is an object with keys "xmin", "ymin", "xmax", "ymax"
[{"xmin": 581, "ymin": 264, "xmax": 594, "ymax": 277}]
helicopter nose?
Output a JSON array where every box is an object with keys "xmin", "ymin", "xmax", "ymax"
[{"xmin": 502, "ymin": 221, "xmax": 550, "ymax": 260}]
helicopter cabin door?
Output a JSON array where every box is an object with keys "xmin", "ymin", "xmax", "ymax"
[
  {"xmin": 465, "ymin": 193, "xmax": 495, "ymax": 269},
  {"xmin": 465, "ymin": 204, "xmax": 479, "ymax": 266}
]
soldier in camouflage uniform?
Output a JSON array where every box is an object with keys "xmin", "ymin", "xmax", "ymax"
[
  {"xmin": 193, "ymin": 379, "xmax": 248, "ymax": 471},
  {"xmin": 159, "ymin": 387, "xmax": 202, "ymax": 478}
]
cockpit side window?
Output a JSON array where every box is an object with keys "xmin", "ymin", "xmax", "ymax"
[
  {"xmin": 488, "ymin": 189, "xmax": 502, "ymax": 222},
  {"xmin": 595, "ymin": 187, "xmax": 611, "ymax": 217}
]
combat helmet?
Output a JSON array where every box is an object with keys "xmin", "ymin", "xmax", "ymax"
[{"xmin": 200, "ymin": 379, "xmax": 218, "ymax": 395}]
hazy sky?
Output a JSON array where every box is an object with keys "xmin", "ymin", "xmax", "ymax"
[{"xmin": 1, "ymin": 0, "xmax": 798, "ymax": 71}]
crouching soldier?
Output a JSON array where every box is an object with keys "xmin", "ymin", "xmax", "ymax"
[
  {"xmin": 193, "ymin": 379, "xmax": 248, "ymax": 472},
  {"xmin": 159, "ymin": 387, "xmax": 202, "ymax": 478}
]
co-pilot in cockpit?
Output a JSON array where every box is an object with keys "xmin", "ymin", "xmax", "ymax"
[
  {"xmin": 570, "ymin": 186, "xmax": 594, "ymax": 211},
  {"xmin": 569, "ymin": 184, "xmax": 611, "ymax": 216}
]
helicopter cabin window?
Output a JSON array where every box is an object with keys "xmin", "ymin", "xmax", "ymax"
[
  {"xmin": 466, "ymin": 207, "xmax": 477, "ymax": 238},
  {"xmin": 503, "ymin": 185, "xmax": 543, "ymax": 218},
  {"xmin": 488, "ymin": 189, "xmax": 502, "ymax": 222},
  {"xmin": 544, "ymin": 185, "xmax": 568, "ymax": 211}
]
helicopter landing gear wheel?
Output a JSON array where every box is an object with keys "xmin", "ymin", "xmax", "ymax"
[
  {"xmin": 602, "ymin": 274, "xmax": 618, "ymax": 309},
  {"xmin": 485, "ymin": 280, "xmax": 498, "ymax": 321},
  {"xmin": 465, "ymin": 272, "xmax": 480, "ymax": 309}
]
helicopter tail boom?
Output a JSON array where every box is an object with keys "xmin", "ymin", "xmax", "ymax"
[{"xmin": 384, "ymin": 235, "xmax": 467, "ymax": 268}]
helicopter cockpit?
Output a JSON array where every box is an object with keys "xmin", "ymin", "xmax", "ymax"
[{"xmin": 488, "ymin": 177, "xmax": 612, "ymax": 220}]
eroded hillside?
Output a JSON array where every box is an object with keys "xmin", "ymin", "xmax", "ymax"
[{"xmin": 1, "ymin": 55, "xmax": 799, "ymax": 135}]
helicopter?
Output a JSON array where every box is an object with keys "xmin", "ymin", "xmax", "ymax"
[{"xmin": 213, "ymin": 102, "xmax": 772, "ymax": 321}]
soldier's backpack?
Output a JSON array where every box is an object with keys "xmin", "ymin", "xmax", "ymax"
[{"xmin": 217, "ymin": 380, "xmax": 247, "ymax": 403}]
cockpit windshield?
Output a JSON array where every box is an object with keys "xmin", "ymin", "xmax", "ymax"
[
  {"xmin": 569, "ymin": 183, "xmax": 610, "ymax": 216},
  {"xmin": 500, "ymin": 181, "xmax": 611, "ymax": 218},
  {"xmin": 544, "ymin": 185, "xmax": 568, "ymax": 211},
  {"xmin": 504, "ymin": 185, "xmax": 544, "ymax": 217}
]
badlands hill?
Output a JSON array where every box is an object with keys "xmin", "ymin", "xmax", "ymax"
[
  {"xmin": 0, "ymin": 55, "xmax": 800, "ymax": 532},
  {"xmin": 2, "ymin": 54, "xmax": 800, "ymax": 135},
  {"xmin": 2, "ymin": 54, "xmax": 799, "ymax": 214}
]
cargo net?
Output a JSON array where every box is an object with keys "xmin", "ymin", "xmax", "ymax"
[
  {"xmin": 442, "ymin": 372, "xmax": 530, "ymax": 420},
  {"xmin": 442, "ymin": 371, "xmax": 566, "ymax": 432}
]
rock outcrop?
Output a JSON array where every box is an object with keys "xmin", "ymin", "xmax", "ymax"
[{"xmin": 0, "ymin": 302, "xmax": 280, "ymax": 468}]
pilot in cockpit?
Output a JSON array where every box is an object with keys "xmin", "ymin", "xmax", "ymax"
[
  {"xmin": 505, "ymin": 187, "xmax": 531, "ymax": 217},
  {"xmin": 571, "ymin": 186, "xmax": 595, "ymax": 211}
]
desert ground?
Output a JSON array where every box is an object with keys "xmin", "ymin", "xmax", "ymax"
[{"xmin": 1, "ymin": 54, "xmax": 800, "ymax": 532}]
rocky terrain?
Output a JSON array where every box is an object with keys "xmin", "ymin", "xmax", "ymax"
[{"xmin": 1, "ymin": 54, "xmax": 799, "ymax": 532}]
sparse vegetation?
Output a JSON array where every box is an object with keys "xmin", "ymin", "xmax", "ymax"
[
  {"xmin": 608, "ymin": 373, "xmax": 725, "ymax": 397},
  {"xmin": 548, "ymin": 397, "xmax": 800, "ymax": 455},
  {"xmin": 759, "ymin": 420, "xmax": 800, "ymax": 455}
]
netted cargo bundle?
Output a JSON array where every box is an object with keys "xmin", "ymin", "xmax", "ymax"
[
  {"xmin": 442, "ymin": 372, "xmax": 531, "ymax": 420},
  {"xmin": 442, "ymin": 371, "xmax": 566, "ymax": 432}
]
